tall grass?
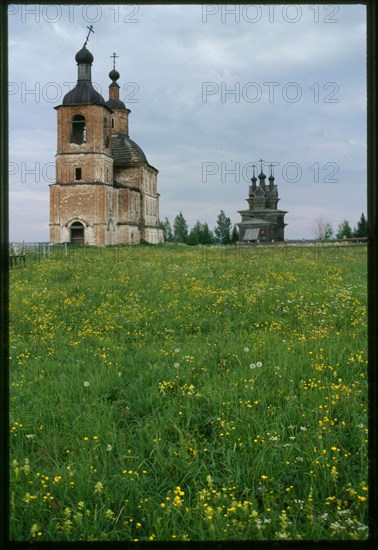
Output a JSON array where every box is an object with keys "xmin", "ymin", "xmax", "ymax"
[{"xmin": 9, "ymin": 245, "xmax": 368, "ymax": 541}]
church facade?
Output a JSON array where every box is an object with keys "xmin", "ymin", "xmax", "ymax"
[
  {"xmin": 49, "ymin": 41, "xmax": 163, "ymax": 246},
  {"xmin": 237, "ymin": 162, "xmax": 287, "ymax": 242}
]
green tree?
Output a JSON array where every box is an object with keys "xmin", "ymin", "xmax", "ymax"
[
  {"xmin": 187, "ymin": 221, "xmax": 201, "ymax": 246},
  {"xmin": 161, "ymin": 217, "xmax": 173, "ymax": 242},
  {"xmin": 187, "ymin": 221, "xmax": 214, "ymax": 245},
  {"xmin": 200, "ymin": 222, "xmax": 214, "ymax": 244},
  {"xmin": 354, "ymin": 213, "xmax": 367, "ymax": 238},
  {"xmin": 336, "ymin": 219, "xmax": 353, "ymax": 239},
  {"xmin": 173, "ymin": 211, "xmax": 189, "ymax": 243},
  {"xmin": 214, "ymin": 210, "xmax": 232, "ymax": 244},
  {"xmin": 231, "ymin": 224, "xmax": 239, "ymax": 244}
]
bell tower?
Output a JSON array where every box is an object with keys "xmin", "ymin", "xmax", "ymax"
[
  {"xmin": 50, "ymin": 28, "xmax": 164, "ymax": 246},
  {"xmin": 50, "ymin": 28, "xmax": 114, "ymax": 246}
]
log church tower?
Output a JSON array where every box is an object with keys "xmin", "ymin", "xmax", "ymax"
[{"xmin": 50, "ymin": 32, "xmax": 163, "ymax": 246}]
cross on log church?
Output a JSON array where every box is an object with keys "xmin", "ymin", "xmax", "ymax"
[{"xmin": 49, "ymin": 29, "xmax": 164, "ymax": 246}]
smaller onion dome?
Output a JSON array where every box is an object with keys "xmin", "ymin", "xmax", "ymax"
[
  {"xmin": 105, "ymin": 65, "xmax": 126, "ymax": 110},
  {"xmin": 109, "ymin": 68, "xmax": 120, "ymax": 82},
  {"xmin": 75, "ymin": 45, "xmax": 94, "ymax": 65},
  {"xmin": 106, "ymin": 97, "xmax": 127, "ymax": 109}
]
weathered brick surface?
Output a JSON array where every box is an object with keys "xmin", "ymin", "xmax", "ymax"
[
  {"xmin": 50, "ymin": 89, "xmax": 163, "ymax": 245},
  {"xmin": 111, "ymin": 108, "xmax": 130, "ymax": 135}
]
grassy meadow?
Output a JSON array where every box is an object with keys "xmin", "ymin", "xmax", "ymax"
[{"xmin": 9, "ymin": 244, "xmax": 368, "ymax": 541}]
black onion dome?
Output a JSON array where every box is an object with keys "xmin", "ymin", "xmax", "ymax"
[
  {"xmin": 105, "ymin": 68, "xmax": 126, "ymax": 109},
  {"xmin": 105, "ymin": 97, "xmax": 126, "ymax": 109},
  {"xmin": 112, "ymin": 134, "xmax": 148, "ymax": 166},
  {"xmin": 75, "ymin": 45, "xmax": 94, "ymax": 64},
  {"xmin": 63, "ymin": 81, "xmax": 106, "ymax": 105},
  {"xmin": 109, "ymin": 68, "xmax": 120, "ymax": 81}
]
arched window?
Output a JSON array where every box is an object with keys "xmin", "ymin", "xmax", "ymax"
[
  {"xmin": 104, "ymin": 117, "xmax": 110, "ymax": 147},
  {"xmin": 71, "ymin": 115, "xmax": 86, "ymax": 144}
]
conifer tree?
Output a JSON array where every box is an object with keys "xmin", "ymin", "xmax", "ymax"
[
  {"xmin": 200, "ymin": 222, "xmax": 214, "ymax": 244},
  {"xmin": 187, "ymin": 221, "xmax": 214, "ymax": 245},
  {"xmin": 231, "ymin": 224, "xmax": 239, "ymax": 244},
  {"xmin": 173, "ymin": 212, "xmax": 189, "ymax": 243},
  {"xmin": 214, "ymin": 210, "xmax": 232, "ymax": 244},
  {"xmin": 161, "ymin": 217, "xmax": 173, "ymax": 242},
  {"xmin": 187, "ymin": 221, "xmax": 201, "ymax": 246},
  {"xmin": 354, "ymin": 213, "xmax": 367, "ymax": 238}
]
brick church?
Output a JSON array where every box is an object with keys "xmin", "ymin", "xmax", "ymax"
[
  {"xmin": 237, "ymin": 161, "xmax": 287, "ymax": 242},
  {"xmin": 49, "ymin": 35, "xmax": 163, "ymax": 246}
]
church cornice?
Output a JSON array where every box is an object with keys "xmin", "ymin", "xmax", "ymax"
[
  {"xmin": 51, "ymin": 182, "xmax": 115, "ymax": 187},
  {"xmin": 55, "ymin": 152, "xmax": 114, "ymax": 160},
  {"xmin": 237, "ymin": 219, "xmax": 275, "ymax": 226},
  {"xmin": 113, "ymin": 183, "xmax": 141, "ymax": 193},
  {"xmin": 54, "ymin": 103, "xmax": 113, "ymax": 113},
  {"xmin": 238, "ymin": 209, "xmax": 288, "ymax": 215}
]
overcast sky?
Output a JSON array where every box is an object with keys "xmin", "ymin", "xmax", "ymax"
[{"xmin": 8, "ymin": 3, "xmax": 366, "ymax": 241}]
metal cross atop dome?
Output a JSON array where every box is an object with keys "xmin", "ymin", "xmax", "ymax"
[
  {"xmin": 258, "ymin": 158, "xmax": 265, "ymax": 173},
  {"xmin": 111, "ymin": 52, "xmax": 119, "ymax": 70},
  {"xmin": 83, "ymin": 25, "xmax": 94, "ymax": 47}
]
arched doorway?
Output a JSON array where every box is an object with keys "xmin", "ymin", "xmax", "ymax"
[{"xmin": 70, "ymin": 222, "xmax": 84, "ymax": 245}]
